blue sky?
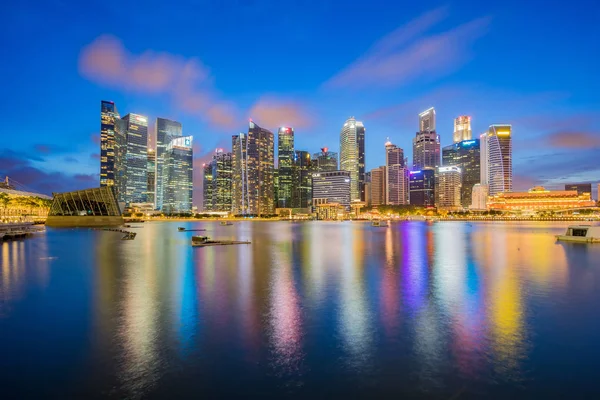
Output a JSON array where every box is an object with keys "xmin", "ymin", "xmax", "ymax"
[{"xmin": 1, "ymin": 0, "xmax": 599, "ymax": 202}]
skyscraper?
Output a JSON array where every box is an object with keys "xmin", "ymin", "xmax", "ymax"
[
  {"xmin": 453, "ymin": 116, "xmax": 472, "ymax": 143},
  {"xmin": 156, "ymin": 118, "xmax": 182, "ymax": 210},
  {"xmin": 486, "ymin": 124, "xmax": 512, "ymax": 196},
  {"xmin": 413, "ymin": 108, "xmax": 440, "ymax": 170},
  {"xmin": 162, "ymin": 136, "xmax": 193, "ymax": 213},
  {"xmin": 231, "ymin": 120, "xmax": 274, "ymax": 216},
  {"xmin": 385, "ymin": 140, "xmax": 409, "ymax": 205},
  {"xmin": 146, "ymin": 148, "xmax": 156, "ymax": 206},
  {"xmin": 312, "ymin": 170, "xmax": 351, "ymax": 210},
  {"xmin": 277, "ymin": 127, "xmax": 294, "ymax": 208},
  {"xmin": 312, "ymin": 148, "xmax": 338, "ymax": 172},
  {"xmin": 436, "ymin": 166, "xmax": 462, "ymax": 209},
  {"xmin": 479, "ymin": 132, "xmax": 489, "ymax": 186},
  {"xmin": 370, "ymin": 166, "xmax": 386, "ymax": 206},
  {"xmin": 339, "ymin": 117, "xmax": 366, "ymax": 201},
  {"xmin": 409, "ymin": 169, "xmax": 435, "ymax": 207},
  {"xmin": 442, "ymin": 139, "xmax": 481, "ymax": 207},
  {"xmin": 121, "ymin": 113, "xmax": 148, "ymax": 205},
  {"xmin": 212, "ymin": 149, "xmax": 232, "ymax": 212},
  {"xmin": 100, "ymin": 100, "xmax": 120, "ymax": 188},
  {"xmin": 292, "ymin": 150, "xmax": 312, "ymax": 209},
  {"xmin": 203, "ymin": 162, "xmax": 214, "ymax": 212}
]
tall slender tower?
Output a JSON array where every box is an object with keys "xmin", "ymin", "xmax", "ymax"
[
  {"xmin": 385, "ymin": 140, "xmax": 408, "ymax": 205},
  {"xmin": 292, "ymin": 150, "xmax": 312, "ymax": 209},
  {"xmin": 156, "ymin": 118, "xmax": 182, "ymax": 210},
  {"xmin": 486, "ymin": 124, "xmax": 512, "ymax": 196},
  {"xmin": 453, "ymin": 116, "xmax": 472, "ymax": 143},
  {"xmin": 121, "ymin": 113, "xmax": 148, "ymax": 205},
  {"xmin": 277, "ymin": 127, "xmax": 294, "ymax": 208},
  {"xmin": 413, "ymin": 108, "xmax": 440, "ymax": 170},
  {"xmin": 340, "ymin": 117, "xmax": 366, "ymax": 201},
  {"xmin": 100, "ymin": 100, "xmax": 120, "ymax": 187},
  {"xmin": 162, "ymin": 136, "xmax": 193, "ymax": 213}
]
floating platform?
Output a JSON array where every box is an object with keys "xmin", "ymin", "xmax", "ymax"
[{"xmin": 191, "ymin": 236, "xmax": 250, "ymax": 247}]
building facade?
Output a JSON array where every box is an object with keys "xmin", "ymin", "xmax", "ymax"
[
  {"xmin": 146, "ymin": 149, "xmax": 156, "ymax": 207},
  {"xmin": 231, "ymin": 121, "xmax": 274, "ymax": 216},
  {"xmin": 419, "ymin": 107, "xmax": 436, "ymax": 132},
  {"xmin": 312, "ymin": 148, "xmax": 338, "ymax": 172},
  {"xmin": 312, "ymin": 170, "xmax": 351, "ymax": 210},
  {"xmin": 100, "ymin": 100, "xmax": 120, "ymax": 187},
  {"xmin": 453, "ymin": 115, "xmax": 472, "ymax": 143},
  {"xmin": 442, "ymin": 139, "xmax": 481, "ymax": 207},
  {"xmin": 203, "ymin": 162, "xmax": 214, "ymax": 212},
  {"xmin": 212, "ymin": 149, "xmax": 232, "ymax": 212},
  {"xmin": 413, "ymin": 109, "xmax": 440, "ymax": 171},
  {"xmin": 156, "ymin": 118, "xmax": 182, "ymax": 210},
  {"xmin": 409, "ymin": 169, "xmax": 435, "ymax": 207},
  {"xmin": 121, "ymin": 114, "xmax": 148, "ymax": 205},
  {"xmin": 277, "ymin": 127, "xmax": 294, "ymax": 208},
  {"xmin": 488, "ymin": 187, "xmax": 596, "ymax": 211},
  {"xmin": 385, "ymin": 141, "xmax": 408, "ymax": 205},
  {"xmin": 292, "ymin": 150, "xmax": 312, "ymax": 209},
  {"xmin": 470, "ymin": 183, "xmax": 489, "ymax": 210},
  {"xmin": 436, "ymin": 166, "xmax": 462, "ymax": 209},
  {"xmin": 340, "ymin": 117, "xmax": 365, "ymax": 201},
  {"xmin": 565, "ymin": 183, "xmax": 592, "ymax": 196},
  {"xmin": 370, "ymin": 166, "xmax": 386, "ymax": 206},
  {"xmin": 486, "ymin": 124, "xmax": 512, "ymax": 196},
  {"xmin": 162, "ymin": 136, "xmax": 193, "ymax": 213}
]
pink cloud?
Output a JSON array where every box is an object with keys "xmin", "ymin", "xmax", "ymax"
[
  {"xmin": 324, "ymin": 9, "xmax": 490, "ymax": 89},
  {"xmin": 248, "ymin": 98, "xmax": 314, "ymax": 129},
  {"xmin": 547, "ymin": 131, "xmax": 600, "ymax": 149}
]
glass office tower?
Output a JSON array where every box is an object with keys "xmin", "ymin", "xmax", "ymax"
[{"xmin": 163, "ymin": 136, "xmax": 193, "ymax": 213}]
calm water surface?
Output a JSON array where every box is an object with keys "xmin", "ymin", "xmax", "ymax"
[{"xmin": 1, "ymin": 221, "xmax": 600, "ymax": 398}]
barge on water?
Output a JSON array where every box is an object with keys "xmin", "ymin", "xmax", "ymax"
[
  {"xmin": 191, "ymin": 236, "xmax": 250, "ymax": 247},
  {"xmin": 556, "ymin": 225, "xmax": 600, "ymax": 243}
]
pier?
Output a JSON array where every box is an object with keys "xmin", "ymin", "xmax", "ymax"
[{"xmin": 0, "ymin": 223, "xmax": 45, "ymax": 240}]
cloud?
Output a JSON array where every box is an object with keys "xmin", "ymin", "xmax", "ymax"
[
  {"xmin": 79, "ymin": 35, "xmax": 237, "ymax": 129},
  {"xmin": 546, "ymin": 131, "xmax": 600, "ymax": 149},
  {"xmin": 324, "ymin": 9, "xmax": 490, "ymax": 89},
  {"xmin": 90, "ymin": 134, "xmax": 101, "ymax": 145},
  {"xmin": 248, "ymin": 98, "xmax": 315, "ymax": 129}
]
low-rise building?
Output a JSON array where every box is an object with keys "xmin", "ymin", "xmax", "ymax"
[{"xmin": 488, "ymin": 186, "xmax": 596, "ymax": 211}]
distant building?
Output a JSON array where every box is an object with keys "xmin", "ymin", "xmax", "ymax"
[
  {"xmin": 386, "ymin": 140, "xmax": 408, "ymax": 205},
  {"xmin": 312, "ymin": 148, "xmax": 338, "ymax": 172},
  {"xmin": 409, "ymin": 169, "xmax": 435, "ymax": 207},
  {"xmin": 488, "ymin": 186, "xmax": 596, "ymax": 211},
  {"xmin": 485, "ymin": 124, "xmax": 512, "ymax": 196},
  {"xmin": 203, "ymin": 162, "xmax": 213, "ymax": 212},
  {"xmin": 292, "ymin": 150, "xmax": 312, "ymax": 209},
  {"xmin": 162, "ymin": 136, "xmax": 193, "ymax": 213},
  {"xmin": 277, "ymin": 127, "xmax": 294, "ymax": 208},
  {"xmin": 156, "ymin": 118, "xmax": 182, "ymax": 210},
  {"xmin": 146, "ymin": 149, "xmax": 156, "ymax": 207},
  {"xmin": 121, "ymin": 113, "xmax": 149, "ymax": 205},
  {"xmin": 565, "ymin": 183, "xmax": 592, "ymax": 196},
  {"xmin": 419, "ymin": 107, "xmax": 436, "ymax": 132},
  {"xmin": 470, "ymin": 184, "xmax": 489, "ymax": 210},
  {"xmin": 364, "ymin": 171, "xmax": 372, "ymax": 206},
  {"xmin": 312, "ymin": 170, "xmax": 351, "ymax": 211},
  {"xmin": 442, "ymin": 139, "xmax": 481, "ymax": 207},
  {"xmin": 232, "ymin": 121, "xmax": 274, "ymax": 216},
  {"xmin": 100, "ymin": 100, "xmax": 120, "ymax": 187},
  {"xmin": 479, "ymin": 132, "xmax": 489, "ymax": 186},
  {"xmin": 436, "ymin": 166, "xmax": 462, "ymax": 209},
  {"xmin": 340, "ymin": 117, "xmax": 365, "ymax": 201},
  {"xmin": 370, "ymin": 166, "xmax": 386, "ymax": 206},
  {"xmin": 413, "ymin": 108, "xmax": 440, "ymax": 170},
  {"xmin": 453, "ymin": 115, "xmax": 472, "ymax": 143},
  {"xmin": 212, "ymin": 149, "xmax": 232, "ymax": 212}
]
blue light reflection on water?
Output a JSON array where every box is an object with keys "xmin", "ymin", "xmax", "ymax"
[{"xmin": 1, "ymin": 221, "xmax": 600, "ymax": 398}]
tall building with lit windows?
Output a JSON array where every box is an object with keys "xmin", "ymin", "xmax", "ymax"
[
  {"xmin": 436, "ymin": 166, "xmax": 462, "ymax": 209},
  {"xmin": 277, "ymin": 127, "xmax": 294, "ymax": 208},
  {"xmin": 203, "ymin": 162, "xmax": 214, "ymax": 212},
  {"xmin": 453, "ymin": 115, "xmax": 472, "ymax": 143},
  {"xmin": 413, "ymin": 108, "xmax": 440, "ymax": 170},
  {"xmin": 442, "ymin": 139, "xmax": 480, "ymax": 207},
  {"xmin": 409, "ymin": 169, "xmax": 435, "ymax": 207},
  {"xmin": 312, "ymin": 170, "xmax": 351, "ymax": 210},
  {"xmin": 212, "ymin": 149, "xmax": 232, "ymax": 212},
  {"xmin": 385, "ymin": 140, "xmax": 408, "ymax": 205},
  {"xmin": 370, "ymin": 166, "xmax": 386, "ymax": 206},
  {"xmin": 339, "ymin": 117, "xmax": 366, "ymax": 201},
  {"xmin": 292, "ymin": 150, "xmax": 312, "ymax": 209},
  {"xmin": 231, "ymin": 120, "xmax": 274, "ymax": 216},
  {"xmin": 156, "ymin": 118, "xmax": 182, "ymax": 210},
  {"xmin": 121, "ymin": 113, "xmax": 148, "ymax": 205},
  {"xmin": 146, "ymin": 149, "xmax": 156, "ymax": 206},
  {"xmin": 162, "ymin": 136, "xmax": 193, "ymax": 213},
  {"xmin": 312, "ymin": 148, "xmax": 338, "ymax": 172},
  {"xmin": 100, "ymin": 100, "xmax": 120, "ymax": 187},
  {"xmin": 485, "ymin": 124, "xmax": 512, "ymax": 196}
]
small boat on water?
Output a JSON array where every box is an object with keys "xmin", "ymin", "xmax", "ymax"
[
  {"xmin": 191, "ymin": 235, "xmax": 250, "ymax": 247},
  {"xmin": 178, "ymin": 227, "xmax": 186, "ymax": 231},
  {"xmin": 220, "ymin": 221, "xmax": 233, "ymax": 226},
  {"xmin": 556, "ymin": 225, "xmax": 600, "ymax": 243},
  {"xmin": 121, "ymin": 232, "xmax": 136, "ymax": 240},
  {"xmin": 371, "ymin": 220, "xmax": 389, "ymax": 227}
]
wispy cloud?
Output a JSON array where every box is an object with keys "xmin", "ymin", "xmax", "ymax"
[
  {"xmin": 248, "ymin": 97, "xmax": 315, "ymax": 129},
  {"xmin": 324, "ymin": 8, "xmax": 490, "ymax": 89},
  {"xmin": 547, "ymin": 131, "xmax": 600, "ymax": 149}
]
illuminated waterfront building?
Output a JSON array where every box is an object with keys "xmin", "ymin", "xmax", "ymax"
[
  {"xmin": 453, "ymin": 115, "xmax": 472, "ymax": 143},
  {"xmin": 436, "ymin": 166, "xmax": 462, "ymax": 209},
  {"xmin": 370, "ymin": 166, "xmax": 386, "ymax": 206},
  {"xmin": 565, "ymin": 183, "xmax": 592, "ymax": 196},
  {"xmin": 292, "ymin": 150, "xmax": 312, "ymax": 209},
  {"xmin": 385, "ymin": 140, "xmax": 408, "ymax": 205},
  {"xmin": 202, "ymin": 162, "xmax": 213, "ymax": 211},
  {"xmin": 409, "ymin": 169, "xmax": 435, "ymax": 207},
  {"xmin": 100, "ymin": 100, "xmax": 120, "ymax": 187},
  {"xmin": 162, "ymin": 136, "xmax": 193, "ymax": 213},
  {"xmin": 312, "ymin": 148, "xmax": 338, "ymax": 172},
  {"xmin": 487, "ymin": 186, "xmax": 596, "ymax": 211},
  {"xmin": 413, "ymin": 108, "xmax": 440, "ymax": 170},
  {"xmin": 312, "ymin": 170, "xmax": 351, "ymax": 211},
  {"xmin": 231, "ymin": 120, "xmax": 274, "ymax": 216},
  {"xmin": 339, "ymin": 117, "xmax": 365, "ymax": 201},
  {"xmin": 277, "ymin": 127, "xmax": 294, "ymax": 208},
  {"xmin": 485, "ymin": 124, "xmax": 512, "ymax": 196},
  {"xmin": 121, "ymin": 113, "xmax": 149, "ymax": 205},
  {"xmin": 146, "ymin": 149, "xmax": 156, "ymax": 207},
  {"xmin": 470, "ymin": 183, "xmax": 489, "ymax": 210},
  {"xmin": 156, "ymin": 118, "xmax": 182, "ymax": 210},
  {"xmin": 442, "ymin": 139, "xmax": 481, "ymax": 207},
  {"xmin": 364, "ymin": 171, "xmax": 372, "ymax": 206}
]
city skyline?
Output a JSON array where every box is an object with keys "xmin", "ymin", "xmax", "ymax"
[{"xmin": 2, "ymin": 1, "xmax": 599, "ymax": 204}]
